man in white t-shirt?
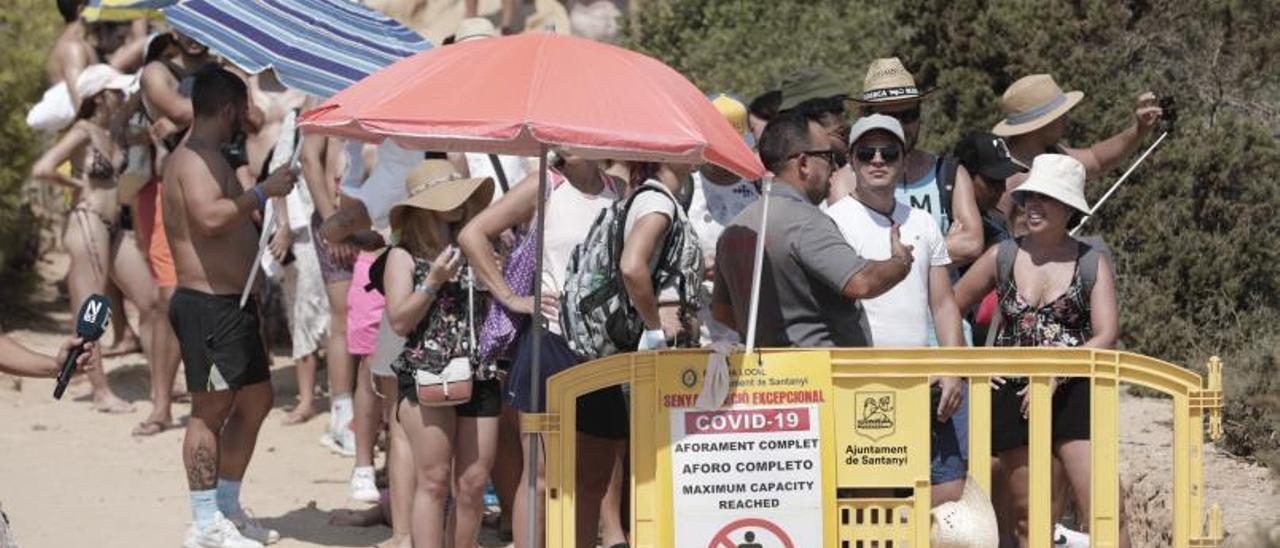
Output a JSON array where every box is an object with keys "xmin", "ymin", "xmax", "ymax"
[{"xmin": 825, "ymin": 115, "xmax": 969, "ymax": 506}]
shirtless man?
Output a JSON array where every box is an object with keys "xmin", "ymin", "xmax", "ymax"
[
  {"xmin": 163, "ymin": 66, "xmax": 295, "ymax": 548},
  {"xmin": 131, "ymin": 31, "xmax": 219, "ymax": 436}
]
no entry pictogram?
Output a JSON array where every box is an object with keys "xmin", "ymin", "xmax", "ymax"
[{"xmin": 707, "ymin": 517, "xmax": 795, "ymax": 548}]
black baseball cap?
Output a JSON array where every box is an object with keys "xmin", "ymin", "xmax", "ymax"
[{"xmin": 956, "ymin": 132, "xmax": 1027, "ymax": 182}]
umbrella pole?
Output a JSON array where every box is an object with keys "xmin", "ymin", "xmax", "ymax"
[
  {"xmin": 526, "ymin": 145, "xmax": 548, "ymax": 546},
  {"xmin": 744, "ymin": 176, "xmax": 773, "ymax": 355}
]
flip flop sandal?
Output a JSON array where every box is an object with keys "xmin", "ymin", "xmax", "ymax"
[{"xmin": 131, "ymin": 420, "xmax": 170, "ymax": 437}]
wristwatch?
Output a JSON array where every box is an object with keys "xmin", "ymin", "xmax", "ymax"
[{"xmin": 414, "ymin": 278, "xmax": 438, "ymax": 297}]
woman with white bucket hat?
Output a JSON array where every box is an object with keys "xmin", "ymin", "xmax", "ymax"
[{"xmin": 953, "ymin": 154, "xmax": 1132, "ymax": 547}]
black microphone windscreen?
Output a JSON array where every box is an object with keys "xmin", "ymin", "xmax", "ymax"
[{"xmin": 75, "ymin": 294, "xmax": 112, "ymax": 342}]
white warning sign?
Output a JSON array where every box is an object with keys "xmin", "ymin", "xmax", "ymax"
[{"xmin": 670, "ymin": 405, "xmax": 823, "ymax": 547}]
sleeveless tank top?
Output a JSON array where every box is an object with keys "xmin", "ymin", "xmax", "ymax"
[{"xmin": 893, "ymin": 153, "xmax": 949, "ymax": 233}]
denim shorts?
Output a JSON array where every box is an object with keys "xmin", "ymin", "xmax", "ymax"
[{"xmin": 931, "ymin": 384, "xmax": 969, "ymax": 484}]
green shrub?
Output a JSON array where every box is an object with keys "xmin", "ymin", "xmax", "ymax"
[{"xmin": 0, "ymin": 0, "xmax": 62, "ymax": 289}]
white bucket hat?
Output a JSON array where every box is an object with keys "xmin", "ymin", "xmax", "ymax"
[
  {"xmin": 1011, "ymin": 153, "xmax": 1091, "ymax": 215},
  {"xmin": 931, "ymin": 476, "xmax": 1000, "ymax": 548}
]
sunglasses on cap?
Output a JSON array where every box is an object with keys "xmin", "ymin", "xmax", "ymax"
[
  {"xmin": 852, "ymin": 144, "xmax": 903, "ymax": 164},
  {"xmin": 864, "ymin": 105, "xmax": 921, "ymax": 125}
]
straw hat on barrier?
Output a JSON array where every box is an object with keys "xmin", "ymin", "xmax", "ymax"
[
  {"xmin": 931, "ymin": 476, "xmax": 1000, "ymax": 548},
  {"xmin": 992, "ymin": 74, "xmax": 1084, "ymax": 137}
]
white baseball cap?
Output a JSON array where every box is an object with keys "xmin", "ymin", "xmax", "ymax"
[
  {"xmin": 848, "ymin": 113, "xmax": 905, "ymax": 147},
  {"xmin": 75, "ymin": 64, "xmax": 134, "ymax": 110}
]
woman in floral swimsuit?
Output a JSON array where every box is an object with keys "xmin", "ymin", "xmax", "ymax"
[
  {"xmin": 379, "ymin": 163, "xmax": 496, "ymax": 548},
  {"xmin": 955, "ymin": 154, "xmax": 1130, "ymax": 547}
]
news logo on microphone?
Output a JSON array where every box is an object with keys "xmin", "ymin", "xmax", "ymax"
[{"xmin": 54, "ymin": 294, "xmax": 111, "ymax": 400}]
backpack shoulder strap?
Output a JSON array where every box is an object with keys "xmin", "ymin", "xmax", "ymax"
[
  {"xmin": 1072, "ymin": 236, "xmax": 1112, "ymax": 298},
  {"xmin": 487, "ymin": 154, "xmax": 509, "ymax": 194},
  {"xmin": 995, "ymin": 237, "xmax": 1020, "ymax": 288},
  {"xmin": 935, "ymin": 154, "xmax": 959, "ymax": 227}
]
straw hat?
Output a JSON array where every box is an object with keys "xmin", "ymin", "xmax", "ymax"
[
  {"xmin": 852, "ymin": 57, "xmax": 934, "ymax": 105},
  {"xmin": 389, "ymin": 160, "xmax": 494, "ymax": 230},
  {"xmin": 525, "ymin": 0, "xmax": 571, "ymax": 35},
  {"xmin": 454, "ymin": 17, "xmax": 498, "ymax": 42},
  {"xmin": 992, "ymin": 74, "xmax": 1084, "ymax": 136},
  {"xmin": 1011, "ymin": 154, "xmax": 1091, "ymax": 215},
  {"xmin": 931, "ymin": 476, "xmax": 1000, "ymax": 548}
]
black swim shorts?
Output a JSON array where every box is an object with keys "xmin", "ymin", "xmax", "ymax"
[{"xmin": 169, "ymin": 288, "xmax": 271, "ymax": 393}]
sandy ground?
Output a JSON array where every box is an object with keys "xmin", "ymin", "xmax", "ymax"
[
  {"xmin": 1, "ymin": 253, "xmax": 513, "ymax": 548},
  {"xmin": 1, "ymin": 252, "xmax": 1276, "ymax": 547}
]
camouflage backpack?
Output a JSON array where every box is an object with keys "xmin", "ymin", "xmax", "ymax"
[{"xmin": 560, "ymin": 181, "xmax": 708, "ymax": 360}]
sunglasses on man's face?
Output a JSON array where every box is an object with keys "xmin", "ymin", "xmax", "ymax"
[
  {"xmin": 865, "ymin": 106, "xmax": 921, "ymax": 125},
  {"xmin": 791, "ymin": 149, "xmax": 839, "ymax": 166},
  {"xmin": 852, "ymin": 144, "xmax": 903, "ymax": 164}
]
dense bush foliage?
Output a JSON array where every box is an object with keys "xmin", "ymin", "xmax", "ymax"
[
  {"xmin": 0, "ymin": 0, "xmax": 62, "ymax": 287},
  {"xmin": 628, "ymin": 0, "xmax": 1280, "ymax": 465}
]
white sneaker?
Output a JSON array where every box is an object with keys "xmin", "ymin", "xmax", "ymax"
[
  {"xmin": 227, "ymin": 509, "xmax": 279, "ymax": 545},
  {"xmin": 318, "ymin": 427, "xmax": 355, "ymax": 458},
  {"xmin": 350, "ymin": 467, "xmax": 380, "ymax": 503},
  {"xmin": 183, "ymin": 512, "xmax": 264, "ymax": 548},
  {"xmin": 1054, "ymin": 523, "xmax": 1090, "ymax": 547}
]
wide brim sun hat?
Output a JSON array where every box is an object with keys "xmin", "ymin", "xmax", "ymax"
[
  {"xmin": 992, "ymin": 74, "xmax": 1084, "ymax": 137},
  {"xmin": 389, "ymin": 160, "xmax": 494, "ymax": 230}
]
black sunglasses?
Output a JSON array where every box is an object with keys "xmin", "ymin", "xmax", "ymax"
[
  {"xmin": 791, "ymin": 149, "xmax": 838, "ymax": 166},
  {"xmin": 852, "ymin": 144, "xmax": 903, "ymax": 164},
  {"xmin": 864, "ymin": 106, "xmax": 921, "ymax": 124}
]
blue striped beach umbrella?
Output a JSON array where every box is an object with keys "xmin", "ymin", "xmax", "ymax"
[{"xmin": 163, "ymin": 0, "xmax": 431, "ymax": 98}]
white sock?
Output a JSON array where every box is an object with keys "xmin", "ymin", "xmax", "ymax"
[
  {"xmin": 215, "ymin": 479, "xmax": 243, "ymax": 518},
  {"xmin": 190, "ymin": 488, "xmax": 219, "ymax": 529},
  {"xmin": 331, "ymin": 393, "xmax": 353, "ymax": 433}
]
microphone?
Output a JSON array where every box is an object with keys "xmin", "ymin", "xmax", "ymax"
[{"xmin": 53, "ymin": 294, "xmax": 111, "ymax": 400}]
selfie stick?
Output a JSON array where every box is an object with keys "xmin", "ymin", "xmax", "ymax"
[
  {"xmin": 1071, "ymin": 130, "xmax": 1168, "ymax": 236},
  {"xmin": 744, "ymin": 176, "xmax": 773, "ymax": 356},
  {"xmin": 240, "ymin": 140, "xmax": 303, "ymax": 309}
]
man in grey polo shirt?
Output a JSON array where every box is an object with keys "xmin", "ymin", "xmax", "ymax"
[{"xmin": 711, "ymin": 110, "xmax": 916, "ymax": 347}]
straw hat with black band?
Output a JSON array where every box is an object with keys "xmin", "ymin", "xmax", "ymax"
[
  {"xmin": 851, "ymin": 57, "xmax": 934, "ymax": 107},
  {"xmin": 389, "ymin": 160, "xmax": 494, "ymax": 231},
  {"xmin": 992, "ymin": 74, "xmax": 1084, "ymax": 137}
]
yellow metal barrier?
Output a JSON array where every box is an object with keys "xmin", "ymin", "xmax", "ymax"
[{"xmin": 526, "ymin": 348, "xmax": 1224, "ymax": 547}]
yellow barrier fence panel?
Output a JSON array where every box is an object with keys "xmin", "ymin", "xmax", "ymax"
[
  {"xmin": 631, "ymin": 352, "xmax": 659, "ymax": 548},
  {"xmin": 969, "ymin": 374, "xmax": 993, "ymax": 495},
  {"xmin": 1091, "ymin": 351, "xmax": 1122, "ymax": 547},
  {"xmin": 537, "ymin": 347, "xmax": 1224, "ymax": 547},
  {"xmin": 1028, "ymin": 376, "xmax": 1054, "ymax": 548}
]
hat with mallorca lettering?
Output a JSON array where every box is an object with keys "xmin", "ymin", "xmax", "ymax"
[
  {"xmin": 931, "ymin": 476, "xmax": 1000, "ymax": 548},
  {"xmin": 852, "ymin": 57, "xmax": 934, "ymax": 106}
]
